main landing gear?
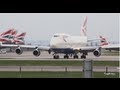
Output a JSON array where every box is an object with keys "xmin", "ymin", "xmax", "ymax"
[
  {"xmin": 64, "ymin": 54, "xmax": 79, "ymax": 59},
  {"xmin": 64, "ymin": 54, "xmax": 69, "ymax": 59},
  {"xmin": 73, "ymin": 54, "xmax": 78, "ymax": 59},
  {"xmin": 53, "ymin": 53, "xmax": 87, "ymax": 59},
  {"xmin": 81, "ymin": 54, "xmax": 86, "ymax": 59},
  {"xmin": 53, "ymin": 55, "xmax": 59, "ymax": 59},
  {"xmin": 80, "ymin": 52, "xmax": 87, "ymax": 59}
]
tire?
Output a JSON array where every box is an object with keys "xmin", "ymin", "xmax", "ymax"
[
  {"xmin": 56, "ymin": 55, "xmax": 59, "ymax": 59},
  {"xmin": 53, "ymin": 55, "xmax": 56, "ymax": 59},
  {"xmin": 64, "ymin": 55, "xmax": 66, "ymax": 59},
  {"xmin": 81, "ymin": 55, "xmax": 86, "ymax": 59},
  {"xmin": 64, "ymin": 55, "xmax": 69, "ymax": 59},
  {"xmin": 84, "ymin": 56, "xmax": 86, "ymax": 59},
  {"xmin": 74, "ymin": 55, "xmax": 78, "ymax": 59},
  {"xmin": 66, "ymin": 55, "xmax": 69, "ymax": 59},
  {"xmin": 53, "ymin": 55, "xmax": 59, "ymax": 59}
]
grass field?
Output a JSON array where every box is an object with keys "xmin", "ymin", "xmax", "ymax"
[
  {"xmin": 0, "ymin": 71, "xmax": 119, "ymax": 78},
  {"xmin": 102, "ymin": 51, "xmax": 119, "ymax": 56},
  {"xmin": 0, "ymin": 60, "xmax": 119, "ymax": 66}
]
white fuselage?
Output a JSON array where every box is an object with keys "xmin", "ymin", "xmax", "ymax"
[{"xmin": 50, "ymin": 33, "xmax": 87, "ymax": 49}]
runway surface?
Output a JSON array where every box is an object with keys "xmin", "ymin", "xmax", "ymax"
[
  {"xmin": 0, "ymin": 66, "xmax": 119, "ymax": 72},
  {"xmin": 0, "ymin": 51, "xmax": 119, "ymax": 61},
  {"xmin": 0, "ymin": 51, "xmax": 119, "ymax": 74}
]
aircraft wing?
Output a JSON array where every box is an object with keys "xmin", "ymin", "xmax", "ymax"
[
  {"xmin": 101, "ymin": 44, "xmax": 120, "ymax": 51},
  {"xmin": 73, "ymin": 46, "xmax": 100, "ymax": 53},
  {"xmin": 0, "ymin": 43, "xmax": 50, "ymax": 51},
  {"xmin": 18, "ymin": 45, "xmax": 50, "ymax": 50},
  {"xmin": 0, "ymin": 43, "xmax": 18, "ymax": 48},
  {"xmin": 72, "ymin": 46, "xmax": 102, "ymax": 57},
  {"xmin": 73, "ymin": 44, "xmax": 120, "ymax": 53},
  {"xmin": 38, "ymin": 46, "xmax": 50, "ymax": 50}
]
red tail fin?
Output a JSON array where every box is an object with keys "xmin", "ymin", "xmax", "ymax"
[
  {"xmin": 0, "ymin": 29, "xmax": 13, "ymax": 36},
  {"xmin": 11, "ymin": 30, "xmax": 18, "ymax": 36},
  {"xmin": 99, "ymin": 35, "xmax": 109, "ymax": 46},
  {"xmin": 80, "ymin": 16, "xmax": 87, "ymax": 36},
  {"xmin": 16, "ymin": 32, "xmax": 26, "ymax": 38}
]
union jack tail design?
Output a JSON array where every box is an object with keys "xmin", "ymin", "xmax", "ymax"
[
  {"xmin": 80, "ymin": 16, "xmax": 87, "ymax": 36},
  {"xmin": 99, "ymin": 35, "xmax": 109, "ymax": 46}
]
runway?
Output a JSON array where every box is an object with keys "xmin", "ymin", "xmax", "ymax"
[
  {"xmin": 0, "ymin": 66, "xmax": 119, "ymax": 72},
  {"xmin": 0, "ymin": 51, "xmax": 119, "ymax": 74},
  {"xmin": 0, "ymin": 51, "xmax": 119, "ymax": 61}
]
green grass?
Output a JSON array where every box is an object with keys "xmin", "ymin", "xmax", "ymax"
[
  {"xmin": 93, "ymin": 61, "xmax": 119, "ymax": 66},
  {"xmin": 102, "ymin": 51, "xmax": 119, "ymax": 56},
  {"xmin": 102, "ymin": 53, "xmax": 119, "ymax": 56},
  {"xmin": 0, "ymin": 60, "xmax": 118, "ymax": 66},
  {"xmin": 0, "ymin": 71, "xmax": 119, "ymax": 78}
]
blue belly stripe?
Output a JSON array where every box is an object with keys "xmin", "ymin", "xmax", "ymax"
[{"xmin": 51, "ymin": 48, "xmax": 75, "ymax": 54}]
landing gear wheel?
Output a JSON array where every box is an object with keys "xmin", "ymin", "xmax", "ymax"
[
  {"xmin": 64, "ymin": 55, "xmax": 69, "ymax": 59},
  {"xmin": 53, "ymin": 55, "xmax": 59, "ymax": 59},
  {"xmin": 73, "ymin": 55, "xmax": 78, "ymax": 59},
  {"xmin": 81, "ymin": 55, "xmax": 86, "ymax": 59}
]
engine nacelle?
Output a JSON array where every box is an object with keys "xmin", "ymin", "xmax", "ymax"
[
  {"xmin": 15, "ymin": 47, "xmax": 23, "ymax": 55},
  {"xmin": 93, "ymin": 49, "xmax": 101, "ymax": 57},
  {"xmin": 33, "ymin": 49, "xmax": 40, "ymax": 56}
]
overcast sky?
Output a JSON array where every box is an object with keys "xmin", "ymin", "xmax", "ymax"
[{"xmin": 0, "ymin": 13, "xmax": 119, "ymax": 43}]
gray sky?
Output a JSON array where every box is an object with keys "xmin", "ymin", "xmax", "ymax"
[{"xmin": 0, "ymin": 13, "xmax": 119, "ymax": 43}]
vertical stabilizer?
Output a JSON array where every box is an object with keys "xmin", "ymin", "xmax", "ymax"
[
  {"xmin": 80, "ymin": 16, "xmax": 87, "ymax": 36},
  {"xmin": 99, "ymin": 35, "xmax": 109, "ymax": 46}
]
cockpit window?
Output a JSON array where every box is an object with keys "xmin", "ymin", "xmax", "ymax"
[{"xmin": 54, "ymin": 35, "xmax": 59, "ymax": 37}]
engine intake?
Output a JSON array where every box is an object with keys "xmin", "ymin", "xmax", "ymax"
[
  {"xmin": 93, "ymin": 49, "xmax": 101, "ymax": 57},
  {"xmin": 15, "ymin": 48, "xmax": 23, "ymax": 55},
  {"xmin": 33, "ymin": 49, "xmax": 40, "ymax": 56}
]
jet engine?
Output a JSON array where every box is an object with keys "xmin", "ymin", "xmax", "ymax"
[
  {"xmin": 15, "ymin": 47, "xmax": 23, "ymax": 55},
  {"xmin": 33, "ymin": 49, "xmax": 40, "ymax": 56},
  {"xmin": 93, "ymin": 48, "xmax": 101, "ymax": 57}
]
